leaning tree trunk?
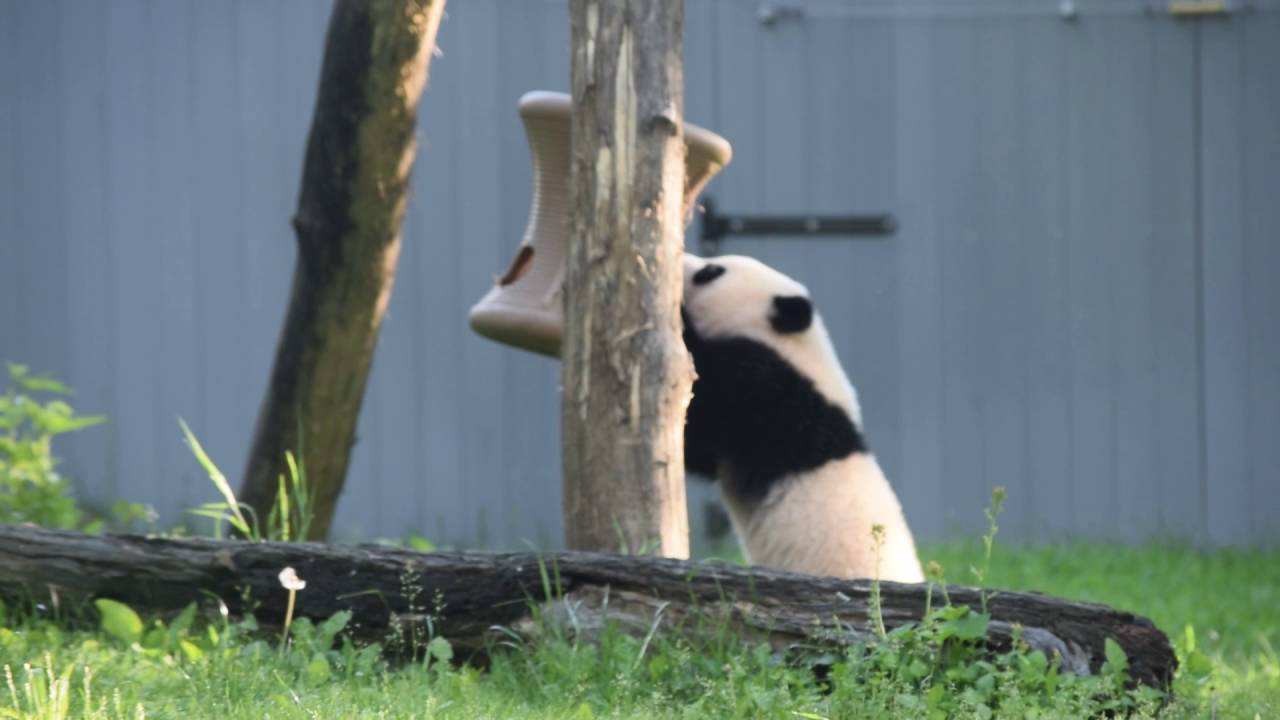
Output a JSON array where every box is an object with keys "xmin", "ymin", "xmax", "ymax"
[
  {"xmin": 0, "ymin": 525, "xmax": 1178, "ymax": 691},
  {"xmin": 561, "ymin": 0, "xmax": 692, "ymax": 557},
  {"xmin": 239, "ymin": 0, "xmax": 446, "ymax": 540}
]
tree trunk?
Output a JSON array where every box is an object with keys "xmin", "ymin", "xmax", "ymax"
[
  {"xmin": 0, "ymin": 525, "xmax": 1177, "ymax": 690},
  {"xmin": 239, "ymin": 0, "xmax": 446, "ymax": 540},
  {"xmin": 561, "ymin": 0, "xmax": 692, "ymax": 557}
]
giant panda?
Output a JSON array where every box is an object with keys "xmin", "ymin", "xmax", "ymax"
[{"xmin": 681, "ymin": 253, "xmax": 924, "ymax": 583}]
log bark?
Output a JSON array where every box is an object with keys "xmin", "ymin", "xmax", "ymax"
[
  {"xmin": 238, "ymin": 0, "xmax": 446, "ymax": 540},
  {"xmin": 561, "ymin": 0, "xmax": 693, "ymax": 557},
  {"xmin": 0, "ymin": 525, "xmax": 1175, "ymax": 690}
]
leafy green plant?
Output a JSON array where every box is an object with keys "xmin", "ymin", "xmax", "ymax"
[
  {"xmin": 92, "ymin": 600, "xmax": 143, "ymax": 648},
  {"xmin": 266, "ymin": 449, "xmax": 313, "ymax": 543},
  {"xmin": 180, "ymin": 419, "xmax": 313, "ymax": 542},
  {"xmin": 180, "ymin": 418, "xmax": 254, "ymax": 539},
  {"xmin": 0, "ymin": 364, "xmax": 146, "ymax": 533},
  {"xmin": 85, "ymin": 594, "xmax": 383, "ymax": 690},
  {"xmin": 0, "ymin": 364, "xmax": 103, "ymax": 530},
  {"xmin": 971, "ymin": 485, "xmax": 1006, "ymax": 615},
  {"xmin": 867, "ymin": 523, "xmax": 888, "ymax": 640}
]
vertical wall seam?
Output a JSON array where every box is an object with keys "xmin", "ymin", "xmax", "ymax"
[
  {"xmin": 1192, "ymin": 21, "xmax": 1209, "ymax": 546},
  {"xmin": 1235, "ymin": 28, "xmax": 1253, "ymax": 543},
  {"xmin": 1060, "ymin": 16, "xmax": 1076, "ymax": 538}
]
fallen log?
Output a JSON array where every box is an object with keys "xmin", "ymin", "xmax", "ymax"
[{"xmin": 0, "ymin": 525, "xmax": 1175, "ymax": 689}]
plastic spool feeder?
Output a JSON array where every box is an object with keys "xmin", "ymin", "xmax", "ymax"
[{"xmin": 468, "ymin": 90, "xmax": 733, "ymax": 357}]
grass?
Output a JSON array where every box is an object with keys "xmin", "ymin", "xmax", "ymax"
[
  {"xmin": 1, "ymin": 542, "xmax": 1277, "ymax": 719},
  {"xmin": 924, "ymin": 541, "xmax": 1280, "ymax": 718}
]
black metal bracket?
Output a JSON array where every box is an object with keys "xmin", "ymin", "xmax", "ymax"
[{"xmin": 697, "ymin": 196, "xmax": 896, "ymax": 254}]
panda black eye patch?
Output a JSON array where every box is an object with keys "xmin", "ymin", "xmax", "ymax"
[{"xmin": 692, "ymin": 264, "xmax": 726, "ymax": 286}]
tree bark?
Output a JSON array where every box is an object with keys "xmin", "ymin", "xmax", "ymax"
[
  {"xmin": 239, "ymin": 0, "xmax": 446, "ymax": 540},
  {"xmin": 0, "ymin": 525, "xmax": 1177, "ymax": 691},
  {"xmin": 562, "ymin": 1, "xmax": 692, "ymax": 557}
]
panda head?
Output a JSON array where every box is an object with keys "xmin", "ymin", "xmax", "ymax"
[
  {"xmin": 681, "ymin": 253, "xmax": 861, "ymax": 424},
  {"xmin": 682, "ymin": 254, "xmax": 813, "ymax": 342}
]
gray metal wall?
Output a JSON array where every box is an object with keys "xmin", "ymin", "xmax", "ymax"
[{"xmin": 1, "ymin": 0, "xmax": 1276, "ymax": 548}]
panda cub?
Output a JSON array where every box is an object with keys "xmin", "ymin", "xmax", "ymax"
[{"xmin": 681, "ymin": 253, "xmax": 924, "ymax": 583}]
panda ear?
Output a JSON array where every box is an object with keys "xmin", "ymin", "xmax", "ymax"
[{"xmin": 770, "ymin": 295, "xmax": 812, "ymax": 334}]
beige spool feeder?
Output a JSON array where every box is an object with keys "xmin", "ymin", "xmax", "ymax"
[{"xmin": 468, "ymin": 90, "xmax": 732, "ymax": 357}]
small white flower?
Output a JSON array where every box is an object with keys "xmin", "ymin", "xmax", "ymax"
[{"xmin": 278, "ymin": 567, "xmax": 307, "ymax": 591}]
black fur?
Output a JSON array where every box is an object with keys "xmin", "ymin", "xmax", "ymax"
[
  {"xmin": 770, "ymin": 295, "xmax": 813, "ymax": 334},
  {"xmin": 682, "ymin": 308, "xmax": 866, "ymax": 506},
  {"xmin": 692, "ymin": 264, "xmax": 726, "ymax": 286}
]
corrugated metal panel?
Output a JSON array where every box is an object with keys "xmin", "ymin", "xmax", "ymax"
[
  {"xmin": 1200, "ymin": 13, "xmax": 1280, "ymax": 546},
  {"xmin": 0, "ymin": 0, "xmax": 1276, "ymax": 548},
  {"xmin": 1239, "ymin": 14, "xmax": 1280, "ymax": 546}
]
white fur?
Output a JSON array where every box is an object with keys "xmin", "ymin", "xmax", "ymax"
[
  {"xmin": 720, "ymin": 454, "xmax": 924, "ymax": 582},
  {"xmin": 683, "ymin": 254, "xmax": 923, "ymax": 583}
]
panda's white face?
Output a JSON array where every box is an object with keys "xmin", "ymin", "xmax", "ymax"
[{"xmin": 681, "ymin": 253, "xmax": 861, "ymax": 424}]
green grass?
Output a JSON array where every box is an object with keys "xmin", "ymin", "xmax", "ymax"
[
  {"xmin": 1, "ymin": 542, "xmax": 1276, "ymax": 719},
  {"xmin": 923, "ymin": 541, "xmax": 1280, "ymax": 718}
]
